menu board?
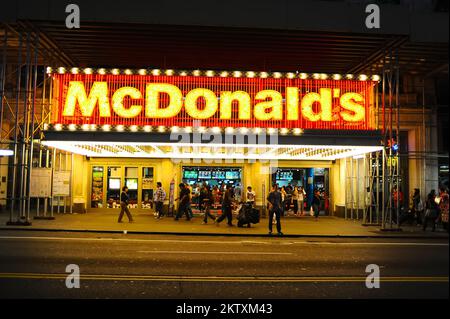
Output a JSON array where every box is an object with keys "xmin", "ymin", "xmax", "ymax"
[
  {"xmin": 212, "ymin": 171, "xmax": 226, "ymax": 179},
  {"xmin": 29, "ymin": 168, "xmax": 52, "ymax": 198},
  {"xmin": 126, "ymin": 178, "xmax": 138, "ymax": 190},
  {"xmin": 109, "ymin": 178, "xmax": 121, "ymax": 189},
  {"xmin": 184, "ymin": 170, "xmax": 198, "ymax": 179},
  {"xmin": 198, "ymin": 170, "xmax": 211, "ymax": 179},
  {"xmin": 142, "ymin": 178, "xmax": 153, "ymax": 190},
  {"xmin": 53, "ymin": 171, "xmax": 71, "ymax": 196},
  {"xmin": 225, "ymin": 171, "xmax": 240, "ymax": 180},
  {"xmin": 276, "ymin": 171, "xmax": 293, "ymax": 180}
]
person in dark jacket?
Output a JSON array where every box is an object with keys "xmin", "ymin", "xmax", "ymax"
[
  {"xmin": 215, "ymin": 184, "xmax": 235, "ymax": 226},
  {"xmin": 312, "ymin": 189, "xmax": 321, "ymax": 220},
  {"xmin": 175, "ymin": 183, "xmax": 191, "ymax": 221},
  {"xmin": 423, "ymin": 190, "xmax": 439, "ymax": 232},
  {"xmin": 267, "ymin": 184, "xmax": 283, "ymax": 236},
  {"xmin": 201, "ymin": 184, "xmax": 216, "ymax": 224},
  {"xmin": 118, "ymin": 186, "xmax": 134, "ymax": 223}
]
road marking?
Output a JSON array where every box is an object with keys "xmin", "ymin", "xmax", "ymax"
[
  {"xmin": 0, "ymin": 272, "xmax": 447, "ymax": 283},
  {"xmin": 0, "ymin": 235, "xmax": 448, "ymax": 247},
  {"xmin": 136, "ymin": 250, "xmax": 293, "ymax": 255}
]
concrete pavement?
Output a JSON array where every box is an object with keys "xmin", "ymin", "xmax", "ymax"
[{"xmin": 0, "ymin": 211, "xmax": 448, "ymax": 238}]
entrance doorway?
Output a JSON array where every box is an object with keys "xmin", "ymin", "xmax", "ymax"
[{"xmin": 271, "ymin": 167, "xmax": 330, "ymax": 214}]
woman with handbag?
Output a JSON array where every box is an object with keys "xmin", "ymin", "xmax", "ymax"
[{"xmin": 423, "ymin": 190, "xmax": 439, "ymax": 232}]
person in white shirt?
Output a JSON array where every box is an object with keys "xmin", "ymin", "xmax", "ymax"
[
  {"xmin": 246, "ymin": 186, "xmax": 256, "ymax": 207},
  {"xmin": 298, "ymin": 186, "xmax": 306, "ymax": 216}
]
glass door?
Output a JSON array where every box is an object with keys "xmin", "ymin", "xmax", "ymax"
[
  {"xmin": 141, "ymin": 167, "xmax": 154, "ymax": 209},
  {"xmin": 125, "ymin": 167, "xmax": 138, "ymax": 208},
  {"xmin": 91, "ymin": 166, "xmax": 104, "ymax": 208},
  {"xmin": 107, "ymin": 166, "xmax": 122, "ymax": 208}
]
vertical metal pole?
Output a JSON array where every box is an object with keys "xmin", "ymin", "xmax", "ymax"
[
  {"xmin": 382, "ymin": 148, "xmax": 386, "ymax": 228},
  {"xmin": 50, "ymin": 148, "xmax": 56, "ymax": 217},
  {"xmin": 19, "ymin": 31, "xmax": 31, "ymax": 220},
  {"xmin": 344, "ymin": 158, "xmax": 348, "ymax": 220},
  {"xmin": 57, "ymin": 151, "xmax": 61, "ymax": 214},
  {"xmin": 356, "ymin": 158, "xmax": 360, "ymax": 220},
  {"xmin": 10, "ymin": 32, "xmax": 22, "ymax": 222},
  {"xmin": 422, "ymin": 79, "xmax": 426, "ymax": 198},
  {"xmin": 70, "ymin": 153, "xmax": 74, "ymax": 214},
  {"xmin": 350, "ymin": 158, "xmax": 354, "ymax": 220},
  {"xmin": 395, "ymin": 50, "xmax": 401, "ymax": 228},
  {"xmin": 44, "ymin": 148, "xmax": 49, "ymax": 216},
  {"xmin": 0, "ymin": 27, "xmax": 7, "ymax": 145},
  {"xmin": 26, "ymin": 31, "xmax": 39, "ymax": 221},
  {"xmin": 64, "ymin": 152, "xmax": 67, "ymax": 214}
]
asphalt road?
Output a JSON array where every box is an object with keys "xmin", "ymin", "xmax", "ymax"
[{"xmin": 0, "ymin": 231, "xmax": 448, "ymax": 299}]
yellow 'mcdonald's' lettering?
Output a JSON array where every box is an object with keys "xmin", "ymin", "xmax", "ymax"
[
  {"xmin": 254, "ymin": 90, "xmax": 283, "ymax": 121},
  {"xmin": 339, "ymin": 92, "xmax": 365, "ymax": 122},
  {"xmin": 301, "ymin": 88, "xmax": 332, "ymax": 122},
  {"xmin": 112, "ymin": 87, "xmax": 142, "ymax": 118},
  {"xmin": 61, "ymin": 81, "xmax": 368, "ymax": 123},
  {"xmin": 146, "ymin": 83, "xmax": 182, "ymax": 118},
  {"xmin": 63, "ymin": 81, "xmax": 111, "ymax": 117}
]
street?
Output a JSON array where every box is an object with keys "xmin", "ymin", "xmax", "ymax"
[{"xmin": 0, "ymin": 231, "xmax": 448, "ymax": 298}]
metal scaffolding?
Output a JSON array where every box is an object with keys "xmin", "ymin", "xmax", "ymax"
[{"xmin": 0, "ymin": 23, "xmax": 69, "ymax": 225}]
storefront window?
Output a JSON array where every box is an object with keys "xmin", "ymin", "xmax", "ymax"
[
  {"xmin": 141, "ymin": 167, "xmax": 154, "ymax": 209},
  {"xmin": 91, "ymin": 166, "xmax": 104, "ymax": 208},
  {"xmin": 125, "ymin": 167, "xmax": 138, "ymax": 208},
  {"xmin": 182, "ymin": 166, "xmax": 242, "ymax": 209},
  {"xmin": 107, "ymin": 166, "xmax": 121, "ymax": 208}
]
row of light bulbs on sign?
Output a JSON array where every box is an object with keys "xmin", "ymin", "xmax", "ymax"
[
  {"xmin": 45, "ymin": 123, "xmax": 304, "ymax": 135},
  {"xmin": 47, "ymin": 67, "xmax": 380, "ymax": 81}
]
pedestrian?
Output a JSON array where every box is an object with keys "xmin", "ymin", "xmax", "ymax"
[
  {"xmin": 312, "ymin": 189, "xmax": 321, "ymax": 220},
  {"xmin": 215, "ymin": 183, "xmax": 235, "ymax": 227},
  {"xmin": 175, "ymin": 183, "xmax": 191, "ymax": 221},
  {"xmin": 246, "ymin": 186, "xmax": 256, "ymax": 207},
  {"xmin": 185, "ymin": 182, "xmax": 194, "ymax": 218},
  {"xmin": 292, "ymin": 186, "xmax": 299, "ymax": 216},
  {"xmin": 392, "ymin": 185, "xmax": 404, "ymax": 222},
  {"xmin": 411, "ymin": 188, "xmax": 424, "ymax": 225},
  {"xmin": 438, "ymin": 187, "xmax": 449, "ymax": 232},
  {"xmin": 283, "ymin": 186, "xmax": 293, "ymax": 215},
  {"xmin": 153, "ymin": 182, "xmax": 166, "ymax": 219},
  {"xmin": 298, "ymin": 186, "xmax": 306, "ymax": 216},
  {"xmin": 423, "ymin": 190, "xmax": 439, "ymax": 232},
  {"xmin": 118, "ymin": 186, "xmax": 134, "ymax": 223},
  {"xmin": 267, "ymin": 183, "xmax": 283, "ymax": 236},
  {"xmin": 201, "ymin": 185, "xmax": 216, "ymax": 224}
]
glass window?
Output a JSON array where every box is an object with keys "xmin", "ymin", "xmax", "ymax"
[
  {"xmin": 91, "ymin": 166, "xmax": 104, "ymax": 208},
  {"xmin": 141, "ymin": 167, "xmax": 154, "ymax": 209},
  {"xmin": 107, "ymin": 166, "xmax": 121, "ymax": 208},
  {"xmin": 125, "ymin": 167, "xmax": 138, "ymax": 208}
]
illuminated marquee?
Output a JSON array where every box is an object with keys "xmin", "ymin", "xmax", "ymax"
[{"xmin": 52, "ymin": 72, "xmax": 377, "ymax": 130}]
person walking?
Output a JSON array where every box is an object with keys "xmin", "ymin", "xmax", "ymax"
[
  {"xmin": 411, "ymin": 188, "xmax": 424, "ymax": 225},
  {"xmin": 423, "ymin": 190, "xmax": 439, "ymax": 232},
  {"xmin": 201, "ymin": 185, "xmax": 216, "ymax": 224},
  {"xmin": 153, "ymin": 182, "xmax": 166, "ymax": 219},
  {"xmin": 312, "ymin": 189, "xmax": 321, "ymax": 221},
  {"xmin": 175, "ymin": 183, "xmax": 191, "ymax": 221},
  {"xmin": 267, "ymin": 184, "xmax": 283, "ymax": 236},
  {"xmin": 215, "ymin": 184, "xmax": 234, "ymax": 227},
  {"xmin": 118, "ymin": 186, "xmax": 134, "ymax": 223}
]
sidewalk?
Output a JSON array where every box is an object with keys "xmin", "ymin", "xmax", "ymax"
[{"xmin": 0, "ymin": 211, "xmax": 448, "ymax": 238}]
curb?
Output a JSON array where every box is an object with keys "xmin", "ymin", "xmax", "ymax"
[{"xmin": 0, "ymin": 226, "xmax": 448, "ymax": 240}]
